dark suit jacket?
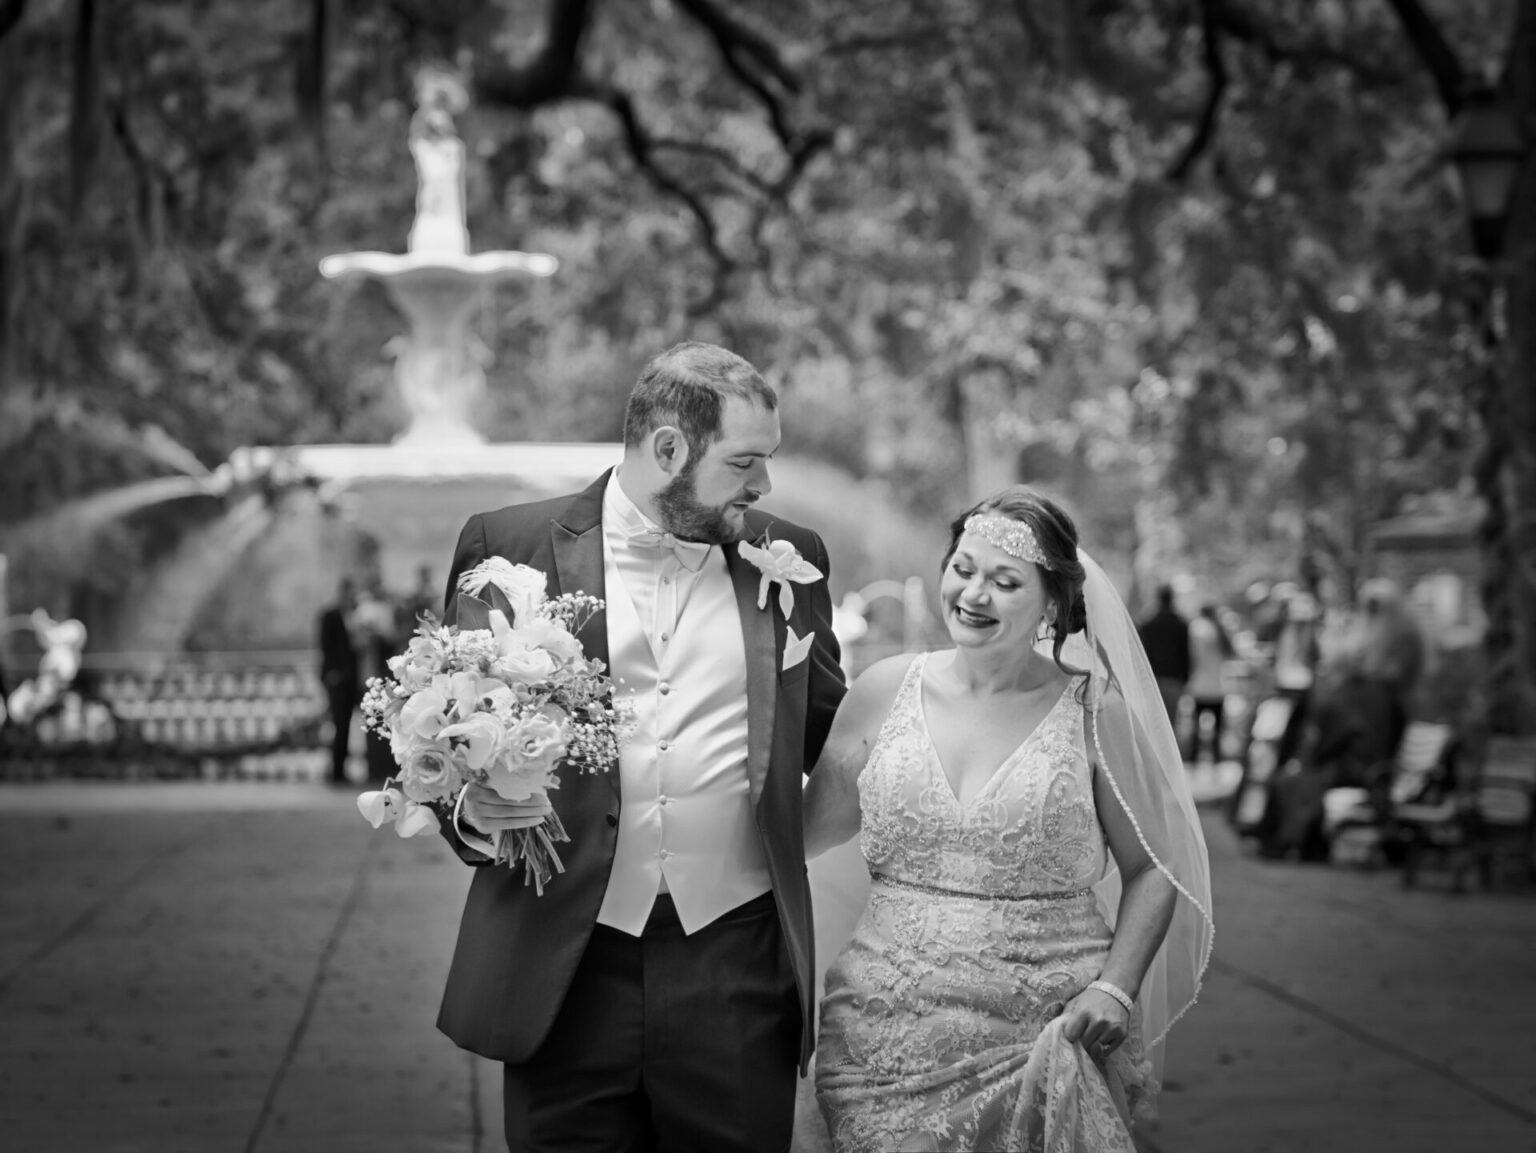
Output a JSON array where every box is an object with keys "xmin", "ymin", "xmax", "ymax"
[
  {"xmin": 434, "ymin": 471, "xmax": 847, "ymax": 1070},
  {"xmin": 1137, "ymin": 608, "xmax": 1191, "ymax": 683},
  {"xmin": 317, "ymin": 605, "xmax": 359, "ymax": 695}
]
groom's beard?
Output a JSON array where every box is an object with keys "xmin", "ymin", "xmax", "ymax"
[{"xmin": 654, "ymin": 464, "xmax": 749, "ymax": 545}]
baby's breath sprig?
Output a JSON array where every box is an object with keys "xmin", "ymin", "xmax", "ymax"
[{"xmin": 539, "ymin": 593, "xmax": 603, "ymax": 635}]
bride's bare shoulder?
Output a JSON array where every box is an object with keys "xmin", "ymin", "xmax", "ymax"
[{"xmin": 837, "ymin": 652, "xmax": 924, "ymax": 727}]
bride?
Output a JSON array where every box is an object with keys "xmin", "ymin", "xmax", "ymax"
[{"xmin": 803, "ymin": 487, "xmax": 1213, "ymax": 1152}]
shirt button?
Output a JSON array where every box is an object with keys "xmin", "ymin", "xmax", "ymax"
[
  {"xmin": 662, "ymin": 576, "xmax": 672, "ymax": 585},
  {"xmin": 658, "ymin": 682, "xmax": 670, "ymax": 695},
  {"xmin": 659, "ymin": 849, "xmax": 672, "ymax": 859},
  {"xmin": 658, "ymin": 740, "xmax": 671, "ymax": 752},
  {"xmin": 658, "ymin": 794, "xmax": 670, "ymax": 807},
  {"xmin": 660, "ymin": 632, "xmax": 670, "ymax": 643}
]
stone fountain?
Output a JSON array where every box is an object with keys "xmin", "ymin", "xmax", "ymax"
[
  {"xmin": 224, "ymin": 68, "xmax": 619, "ymax": 612},
  {"xmin": 0, "ymin": 67, "xmax": 946, "ymax": 780},
  {"xmin": 318, "ymin": 68, "xmax": 557, "ymax": 449},
  {"xmin": 62, "ymin": 67, "xmax": 944, "ymax": 664}
]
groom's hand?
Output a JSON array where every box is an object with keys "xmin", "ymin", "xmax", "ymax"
[{"xmin": 461, "ymin": 782, "xmax": 554, "ymax": 833}]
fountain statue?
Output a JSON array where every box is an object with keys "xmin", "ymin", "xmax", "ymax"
[{"xmin": 318, "ymin": 67, "xmax": 558, "ymax": 446}]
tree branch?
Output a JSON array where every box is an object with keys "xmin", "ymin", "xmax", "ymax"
[
  {"xmin": 294, "ymin": 0, "xmax": 331, "ymax": 148},
  {"xmin": 1167, "ymin": 1, "xmax": 1227, "ymax": 182},
  {"xmin": 1383, "ymin": 0, "xmax": 1466, "ymax": 113},
  {"xmin": 473, "ymin": 0, "xmax": 593, "ymax": 108},
  {"xmin": 672, "ymin": 0, "xmax": 801, "ymax": 150},
  {"xmin": 0, "ymin": 0, "xmax": 27, "ymax": 43},
  {"xmin": 68, "ymin": 0, "xmax": 101, "ymax": 213},
  {"xmin": 650, "ymin": 136, "xmax": 776, "ymax": 197},
  {"xmin": 1207, "ymin": 1, "xmax": 1413, "ymax": 87},
  {"xmin": 572, "ymin": 77, "xmax": 734, "ymax": 314},
  {"xmin": 472, "ymin": 0, "xmax": 826, "ymax": 312},
  {"xmin": 672, "ymin": 0, "xmax": 800, "ymax": 92},
  {"xmin": 822, "ymin": 27, "xmax": 948, "ymax": 57}
]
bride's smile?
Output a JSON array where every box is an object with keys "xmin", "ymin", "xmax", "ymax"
[{"xmin": 941, "ymin": 532, "xmax": 1051, "ymax": 651}]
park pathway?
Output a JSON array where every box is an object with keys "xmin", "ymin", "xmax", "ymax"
[{"xmin": 1, "ymin": 778, "xmax": 1532, "ymax": 1153}]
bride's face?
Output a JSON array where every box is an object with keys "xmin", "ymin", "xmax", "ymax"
[{"xmin": 941, "ymin": 530, "xmax": 1051, "ymax": 650}]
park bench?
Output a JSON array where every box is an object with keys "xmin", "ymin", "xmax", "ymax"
[
  {"xmin": 1322, "ymin": 720, "xmax": 1456, "ymax": 866},
  {"xmin": 1397, "ymin": 734, "xmax": 1536, "ymax": 891}
]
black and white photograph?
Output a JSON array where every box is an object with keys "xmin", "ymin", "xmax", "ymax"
[{"xmin": 1, "ymin": 2, "xmax": 1533, "ymax": 1151}]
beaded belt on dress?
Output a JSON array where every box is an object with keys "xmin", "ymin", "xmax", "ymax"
[{"xmin": 871, "ymin": 872, "xmax": 1092, "ymax": 902}]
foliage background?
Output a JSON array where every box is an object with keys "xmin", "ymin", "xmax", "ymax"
[{"xmin": 0, "ymin": 0, "xmax": 1520, "ymax": 635}]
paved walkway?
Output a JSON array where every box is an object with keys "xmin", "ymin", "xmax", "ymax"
[{"xmin": 1, "ymin": 778, "xmax": 1532, "ymax": 1153}]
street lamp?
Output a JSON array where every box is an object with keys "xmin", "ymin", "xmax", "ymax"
[
  {"xmin": 1446, "ymin": 86, "xmax": 1526, "ymax": 262},
  {"xmin": 1445, "ymin": 85, "xmax": 1529, "ymax": 734}
]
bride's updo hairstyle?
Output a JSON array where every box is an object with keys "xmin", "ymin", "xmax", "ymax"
[{"xmin": 943, "ymin": 486, "xmax": 1088, "ymax": 671}]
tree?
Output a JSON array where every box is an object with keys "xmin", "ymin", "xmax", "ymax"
[
  {"xmin": 0, "ymin": 0, "xmax": 1521, "ymax": 730},
  {"xmin": 1380, "ymin": 0, "xmax": 1536, "ymax": 731}
]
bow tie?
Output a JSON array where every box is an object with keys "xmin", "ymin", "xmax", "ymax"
[{"xmin": 626, "ymin": 527, "xmax": 713, "ymax": 572}]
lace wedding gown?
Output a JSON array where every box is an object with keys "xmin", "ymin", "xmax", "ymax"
[{"xmin": 815, "ymin": 654, "xmax": 1151, "ymax": 1153}]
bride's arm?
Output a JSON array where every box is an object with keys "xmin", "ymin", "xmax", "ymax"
[
  {"xmin": 802, "ymin": 653, "xmax": 913, "ymax": 860},
  {"xmin": 1059, "ymin": 694, "xmax": 1178, "ymax": 1052},
  {"xmin": 1091, "ymin": 767, "xmax": 1178, "ymax": 998}
]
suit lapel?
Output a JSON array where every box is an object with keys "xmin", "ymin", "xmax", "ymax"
[
  {"xmin": 551, "ymin": 473, "xmax": 618, "ymax": 803},
  {"xmin": 726, "ymin": 540, "xmax": 781, "ymax": 808}
]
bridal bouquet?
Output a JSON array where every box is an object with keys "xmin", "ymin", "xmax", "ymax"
[{"xmin": 356, "ymin": 558, "xmax": 629, "ymax": 894}]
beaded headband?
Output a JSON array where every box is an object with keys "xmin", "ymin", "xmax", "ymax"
[{"xmin": 963, "ymin": 513, "xmax": 1052, "ymax": 569}]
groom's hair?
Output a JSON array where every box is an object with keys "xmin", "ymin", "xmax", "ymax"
[{"xmin": 623, "ymin": 342, "xmax": 778, "ymax": 457}]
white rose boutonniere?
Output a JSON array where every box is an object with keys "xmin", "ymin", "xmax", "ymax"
[{"xmin": 738, "ymin": 537, "xmax": 823, "ymax": 617}]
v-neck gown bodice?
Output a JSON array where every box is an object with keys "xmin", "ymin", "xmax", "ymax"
[{"xmin": 815, "ymin": 654, "xmax": 1150, "ymax": 1152}]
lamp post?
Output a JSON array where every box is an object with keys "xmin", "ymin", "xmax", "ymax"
[
  {"xmin": 1446, "ymin": 84, "xmax": 1528, "ymax": 734},
  {"xmin": 1446, "ymin": 85, "xmax": 1524, "ymax": 264}
]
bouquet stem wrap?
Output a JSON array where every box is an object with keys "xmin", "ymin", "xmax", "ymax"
[{"xmin": 497, "ymin": 809, "xmax": 570, "ymax": 895}]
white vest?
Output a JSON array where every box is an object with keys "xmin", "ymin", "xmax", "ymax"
[{"xmin": 596, "ymin": 536, "xmax": 771, "ymax": 936}]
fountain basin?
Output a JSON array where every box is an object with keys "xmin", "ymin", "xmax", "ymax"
[{"xmin": 318, "ymin": 250, "xmax": 557, "ymax": 285}]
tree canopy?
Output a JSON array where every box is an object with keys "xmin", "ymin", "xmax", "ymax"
[{"xmin": 0, "ymin": 0, "xmax": 1523, "ymax": 623}]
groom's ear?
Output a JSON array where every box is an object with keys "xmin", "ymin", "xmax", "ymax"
[{"xmin": 651, "ymin": 425, "xmax": 689, "ymax": 474}]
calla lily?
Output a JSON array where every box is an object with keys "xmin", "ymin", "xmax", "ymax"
[
  {"xmin": 357, "ymin": 787, "xmax": 403, "ymax": 828},
  {"xmin": 516, "ymin": 615, "xmax": 583, "ymax": 663},
  {"xmin": 738, "ymin": 537, "xmax": 823, "ymax": 616},
  {"xmin": 395, "ymin": 801, "xmax": 440, "ymax": 838}
]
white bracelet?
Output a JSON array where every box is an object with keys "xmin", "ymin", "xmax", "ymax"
[{"xmin": 1088, "ymin": 979, "xmax": 1134, "ymax": 1014}]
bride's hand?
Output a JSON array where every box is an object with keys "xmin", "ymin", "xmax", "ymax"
[{"xmin": 1058, "ymin": 987, "xmax": 1130, "ymax": 1062}]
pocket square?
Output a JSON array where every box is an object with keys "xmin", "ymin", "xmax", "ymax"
[{"xmin": 782, "ymin": 626, "xmax": 814, "ymax": 672}]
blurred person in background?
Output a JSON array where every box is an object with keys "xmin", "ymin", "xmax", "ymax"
[
  {"xmin": 1270, "ymin": 587, "xmax": 1321, "ymax": 700},
  {"xmin": 1188, "ymin": 604, "xmax": 1234, "ymax": 764},
  {"xmin": 1137, "ymin": 583, "xmax": 1191, "ymax": 735},
  {"xmin": 397, "ymin": 563, "xmax": 439, "ymax": 648},
  {"xmin": 317, "ymin": 576, "xmax": 360, "ymax": 785},
  {"xmin": 349, "ymin": 576, "xmax": 400, "ymax": 783},
  {"xmin": 1256, "ymin": 648, "xmax": 1400, "ymax": 861},
  {"xmin": 1354, "ymin": 579, "xmax": 1424, "ymax": 754}
]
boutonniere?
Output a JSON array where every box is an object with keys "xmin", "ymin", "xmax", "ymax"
[{"xmin": 738, "ymin": 537, "xmax": 823, "ymax": 616}]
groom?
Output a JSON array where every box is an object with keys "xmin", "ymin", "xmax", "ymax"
[{"xmin": 435, "ymin": 342, "xmax": 846, "ymax": 1151}]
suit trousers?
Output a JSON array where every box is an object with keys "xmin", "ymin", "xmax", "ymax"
[
  {"xmin": 502, "ymin": 889, "xmax": 800, "ymax": 1153},
  {"xmin": 324, "ymin": 686, "xmax": 355, "ymax": 784}
]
